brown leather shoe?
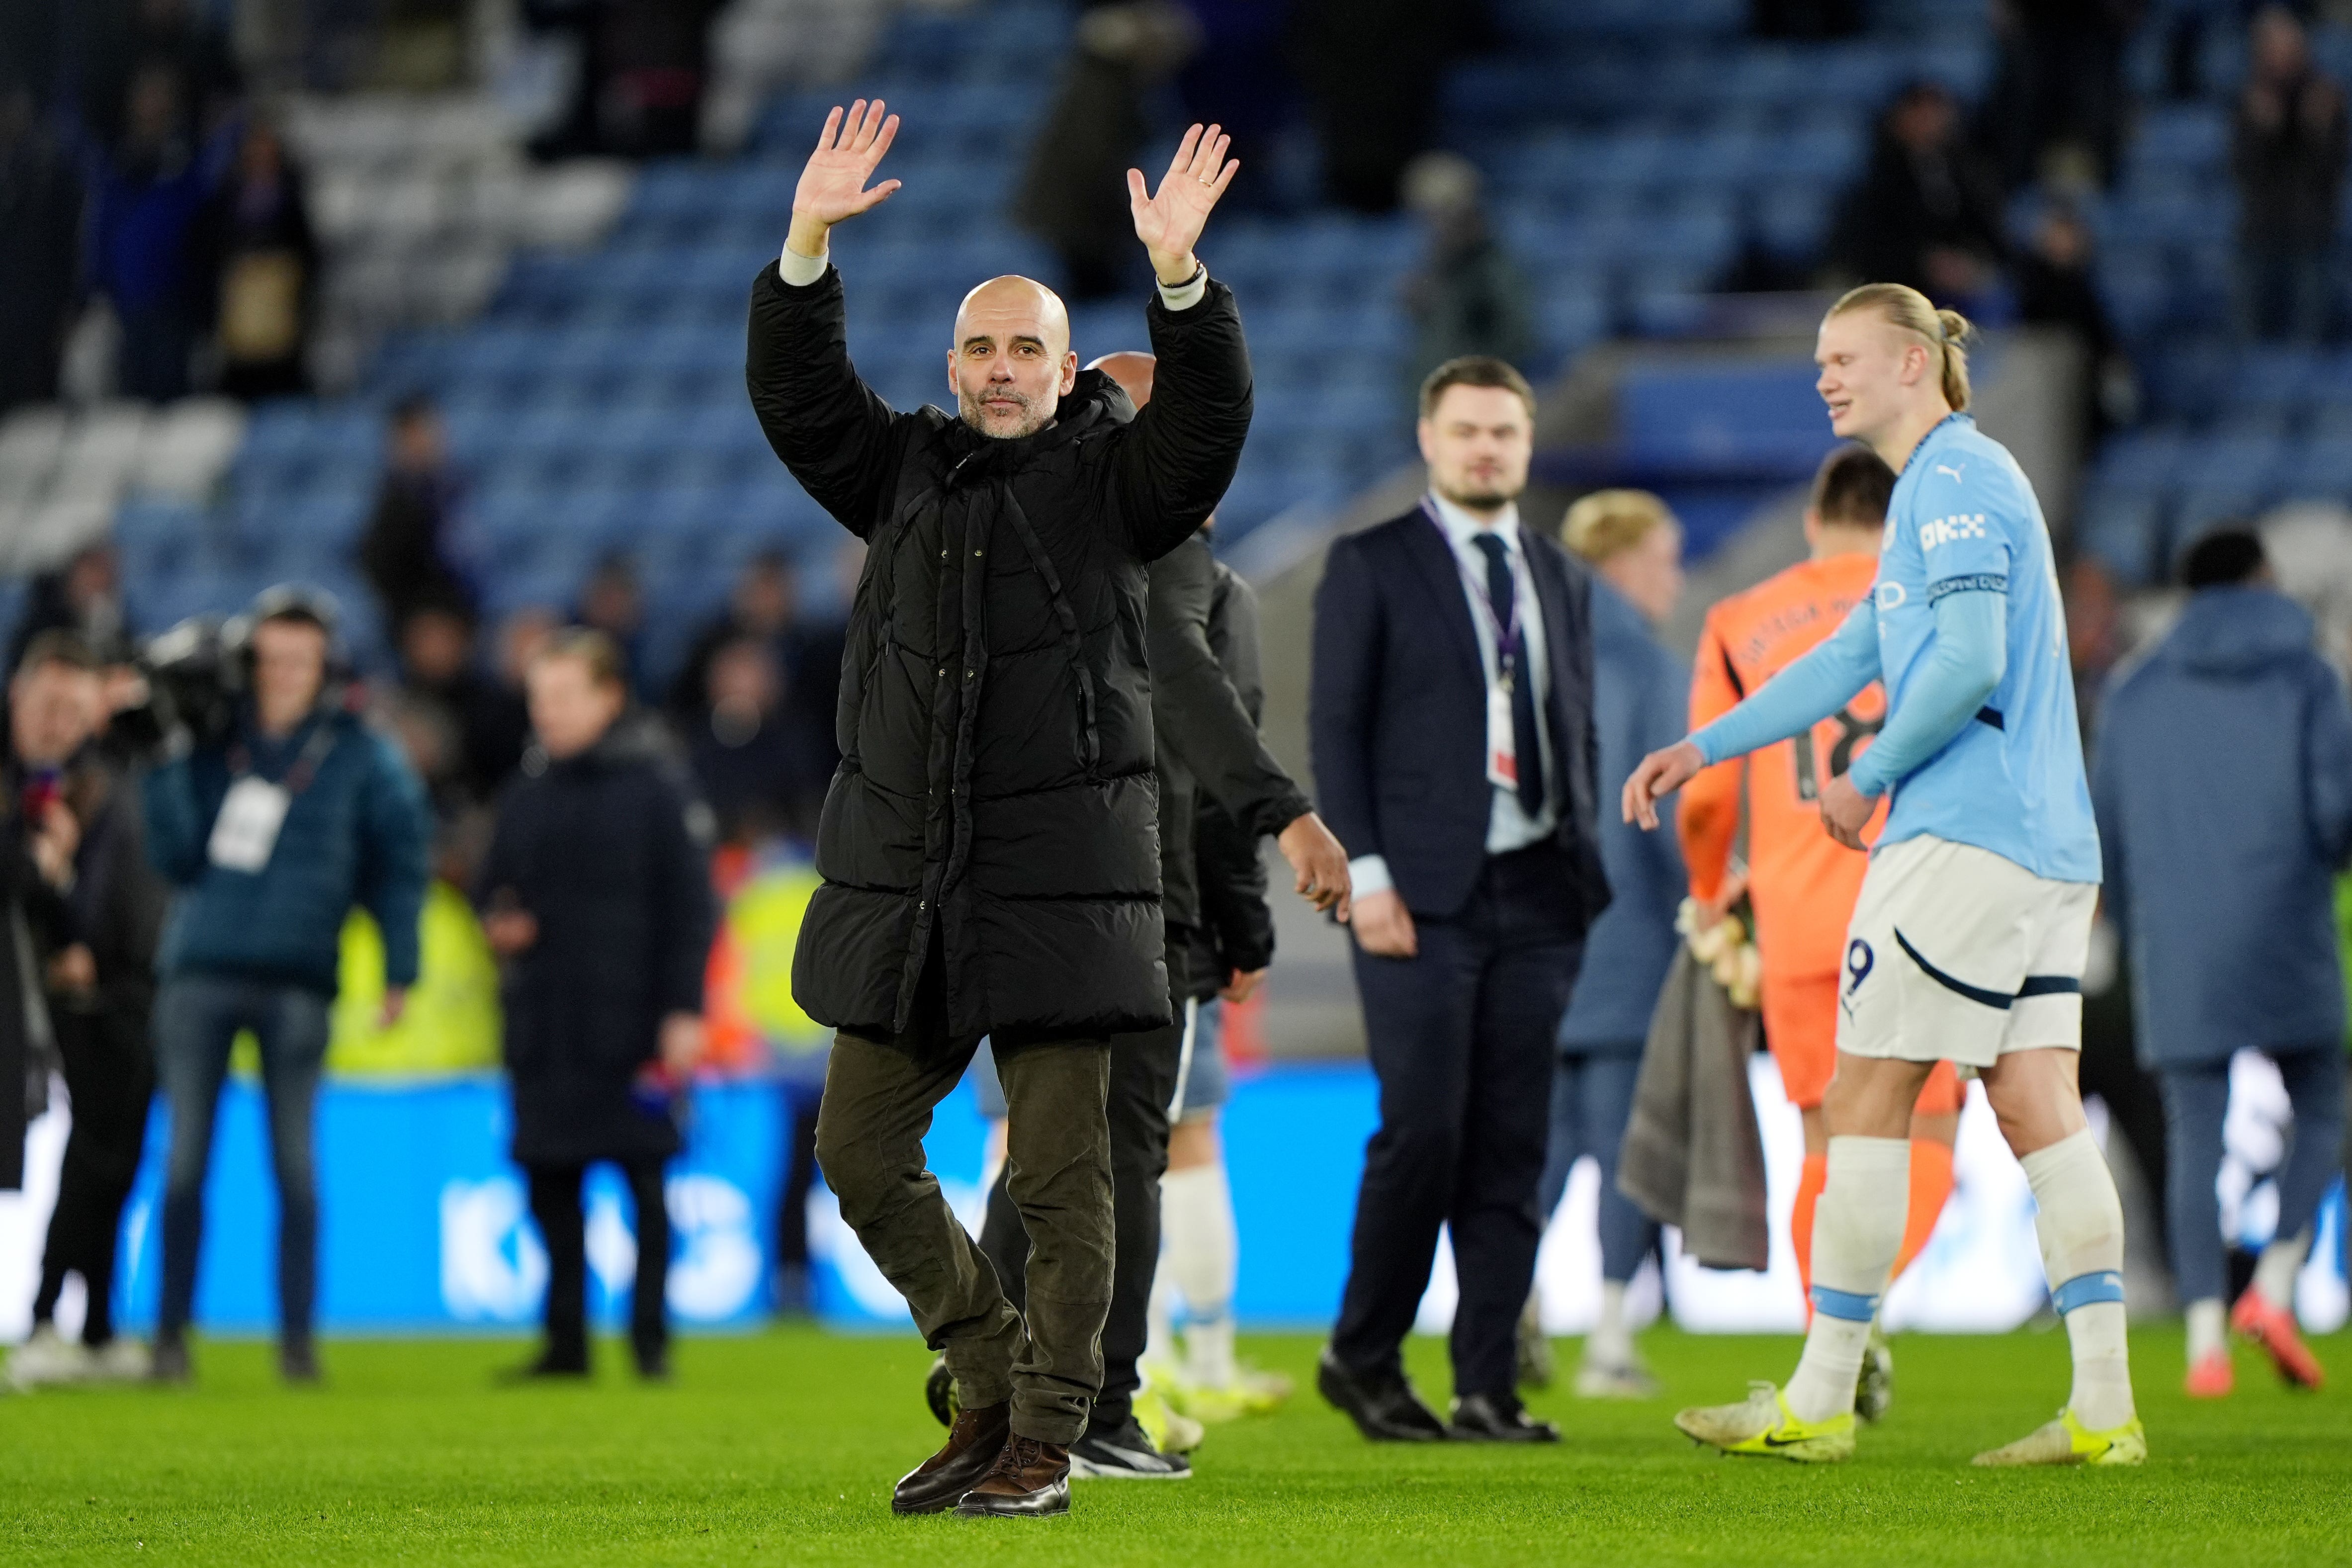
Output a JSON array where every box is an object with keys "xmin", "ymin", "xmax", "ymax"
[
  {"xmin": 891, "ymin": 1400, "xmax": 1011, "ymax": 1515},
  {"xmin": 953, "ymin": 1434, "xmax": 1071, "ymax": 1518}
]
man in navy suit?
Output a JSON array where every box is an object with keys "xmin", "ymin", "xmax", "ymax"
[{"xmin": 1309, "ymin": 356, "xmax": 1608, "ymax": 1443}]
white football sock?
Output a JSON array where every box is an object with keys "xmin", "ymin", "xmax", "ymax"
[
  {"xmin": 2021, "ymin": 1128, "xmax": 2135, "ymax": 1430},
  {"xmin": 2185, "ymin": 1298, "xmax": 2226, "ymax": 1364},
  {"xmin": 2254, "ymin": 1227, "xmax": 2309, "ymax": 1309},
  {"xmin": 1163, "ymin": 1162, "xmax": 1238, "ymax": 1388},
  {"xmin": 1587, "ymin": 1279, "xmax": 1633, "ymax": 1367},
  {"xmin": 1784, "ymin": 1136, "xmax": 1909, "ymax": 1423}
]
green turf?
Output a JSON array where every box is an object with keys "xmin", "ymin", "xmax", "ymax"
[{"xmin": 2, "ymin": 1324, "xmax": 2346, "ymax": 1565}]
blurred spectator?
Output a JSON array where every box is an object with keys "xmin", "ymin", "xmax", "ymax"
[
  {"xmin": 359, "ymin": 394, "xmax": 477, "ymax": 636},
  {"xmin": 1751, "ymin": 0, "xmax": 1862, "ymax": 38},
  {"xmin": 687, "ymin": 636, "xmax": 827, "ymax": 845},
  {"xmin": 0, "ymin": 636, "xmax": 107, "ymax": 1202},
  {"xmin": 397, "ymin": 606, "xmax": 527, "ymax": 807},
  {"xmin": 0, "ymin": 85, "xmax": 85, "ymax": 417},
  {"xmin": 1987, "ymin": 0, "xmax": 2134, "ymax": 190},
  {"xmin": 2017, "ymin": 206, "xmax": 2138, "ymax": 438},
  {"xmin": 7, "ymin": 545, "xmax": 131, "ymax": 674},
  {"xmin": 140, "ymin": 588, "xmax": 432, "ymax": 1385},
  {"xmin": 2091, "ymin": 528, "xmax": 2351, "ymax": 1396},
  {"xmin": 192, "ymin": 119, "xmax": 319, "ymax": 401},
  {"xmin": 1292, "ymin": 0, "xmax": 1464, "ymax": 212},
  {"xmin": 1400, "ymin": 153, "xmax": 1533, "ymax": 394},
  {"xmin": 2233, "ymin": 4, "xmax": 2347, "ymax": 343},
  {"xmin": 8, "ymin": 633, "xmax": 165, "ymax": 1389},
  {"xmin": 1540, "ymin": 490, "xmax": 1685, "ymax": 1398},
  {"xmin": 1829, "ymin": 81, "xmax": 2008, "ymax": 302},
  {"xmin": 475, "ymin": 629, "xmax": 717, "ymax": 1380},
  {"xmin": 526, "ymin": 0, "xmax": 723, "ymax": 160},
  {"xmin": 1174, "ymin": 0, "xmax": 1296, "ymax": 214},
  {"xmin": 79, "ymin": 0, "xmax": 242, "ymax": 157},
  {"xmin": 572, "ymin": 553, "xmax": 649, "ymax": 697},
  {"xmin": 1016, "ymin": 1, "xmax": 1200, "ymax": 300},
  {"xmin": 489, "ymin": 607, "xmax": 559, "ymax": 762},
  {"xmin": 667, "ymin": 551, "xmax": 801, "ymax": 721},
  {"xmin": 85, "ymin": 63, "xmax": 237, "ymax": 402}
]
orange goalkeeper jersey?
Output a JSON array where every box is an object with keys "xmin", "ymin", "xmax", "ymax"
[{"xmin": 1680, "ymin": 553, "xmax": 1888, "ymax": 984}]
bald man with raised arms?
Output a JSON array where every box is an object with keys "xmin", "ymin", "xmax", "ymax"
[{"xmin": 748, "ymin": 103, "xmax": 1336, "ymax": 1519}]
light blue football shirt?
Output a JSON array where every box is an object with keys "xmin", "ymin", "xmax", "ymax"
[{"xmin": 1871, "ymin": 414, "xmax": 2100, "ymax": 883}]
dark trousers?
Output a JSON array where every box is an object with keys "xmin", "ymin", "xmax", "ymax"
[
  {"xmin": 33, "ymin": 1007, "xmax": 156, "ymax": 1346},
  {"xmin": 816, "ymin": 1028, "xmax": 1113, "ymax": 1445},
  {"xmin": 778, "ymin": 1082, "xmax": 821, "ymax": 1280},
  {"xmin": 1536, "ymin": 1047, "xmax": 1656, "ymax": 1285},
  {"xmin": 980, "ymin": 938, "xmax": 1188, "ymax": 1434},
  {"xmin": 2158, "ymin": 1046, "xmax": 2348, "ymax": 1306},
  {"xmin": 1333, "ymin": 844, "xmax": 1585, "ymax": 1399},
  {"xmin": 526, "ymin": 1153, "xmax": 671, "ymax": 1370},
  {"xmin": 154, "ymin": 974, "xmax": 331, "ymax": 1347}
]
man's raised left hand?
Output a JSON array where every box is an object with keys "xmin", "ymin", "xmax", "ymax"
[{"xmin": 1129, "ymin": 123, "xmax": 1238, "ymax": 286}]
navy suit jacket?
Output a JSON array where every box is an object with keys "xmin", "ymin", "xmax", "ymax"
[{"xmin": 1309, "ymin": 506, "xmax": 1610, "ymax": 924}]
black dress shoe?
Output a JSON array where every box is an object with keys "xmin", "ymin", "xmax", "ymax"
[
  {"xmin": 893, "ymin": 1400, "xmax": 1011, "ymax": 1515},
  {"xmin": 1449, "ymin": 1391, "xmax": 1561, "ymax": 1443},
  {"xmin": 1316, "ymin": 1349, "xmax": 1449, "ymax": 1442},
  {"xmin": 954, "ymin": 1435, "xmax": 1070, "ymax": 1518}
]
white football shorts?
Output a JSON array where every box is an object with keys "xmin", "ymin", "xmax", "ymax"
[{"xmin": 1834, "ymin": 833, "xmax": 2097, "ymax": 1070}]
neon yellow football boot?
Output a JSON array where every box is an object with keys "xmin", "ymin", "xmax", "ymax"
[
  {"xmin": 1972, "ymin": 1407, "xmax": 2146, "ymax": 1468},
  {"xmin": 1673, "ymin": 1381, "xmax": 1855, "ymax": 1463}
]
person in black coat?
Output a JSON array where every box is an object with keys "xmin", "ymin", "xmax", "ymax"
[
  {"xmin": 966, "ymin": 351, "xmax": 1344, "ymax": 1479},
  {"xmin": 1309, "ymin": 356, "xmax": 1608, "ymax": 1445},
  {"xmin": 475, "ymin": 629, "xmax": 718, "ymax": 1381},
  {"xmin": 14, "ymin": 632, "xmax": 166, "ymax": 1385},
  {"xmin": 0, "ymin": 636, "xmax": 104, "ymax": 1204},
  {"xmin": 358, "ymin": 396, "xmax": 476, "ymax": 637},
  {"xmin": 1828, "ymin": 81, "xmax": 2008, "ymax": 301},
  {"xmin": 749, "ymin": 105, "xmax": 1342, "ymax": 1517},
  {"xmin": 191, "ymin": 118, "xmax": 319, "ymax": 402}
]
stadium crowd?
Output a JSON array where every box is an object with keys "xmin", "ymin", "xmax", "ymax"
[{"xmin": 0, "ymin": 0, "xmax": 2349, "ymax": 1527}]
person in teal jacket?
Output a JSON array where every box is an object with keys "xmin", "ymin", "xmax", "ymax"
[{"xmin": 141, "ymin": 586, "xmax": 429, "ymax": 1385}]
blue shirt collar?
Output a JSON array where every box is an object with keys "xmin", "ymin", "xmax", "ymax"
[{"xmin": 1900, "ymin": 411, "xmax": 1974, "ymax": 475}]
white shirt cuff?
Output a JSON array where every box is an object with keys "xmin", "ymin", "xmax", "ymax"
[
  {"xmin": 777, "ymin": 242, "xmax": 829, "ymax": 287},
  {"xmin": 1157, "ymin": 268, "xmax": 1208, "ymax": 312},
  {"xmin": 1347, "ymin": 854, "xmax": 1392, "ymax": 898}
]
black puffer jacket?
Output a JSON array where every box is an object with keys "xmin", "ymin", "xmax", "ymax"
[
  {"xmin": 475, "ymin": 717, "xmax": 718, "ymax": 1165},
  {"xmin": 746, "ymin": 262, "xmax": 1252, "ymax": 1049},
  {"xmin": 1187, "ymin": 557, "xmax": 1278, "ymax": 998},
  {"xmin": 1148, "ymin": 531, "xmax": 1307, "ymax": 941}
]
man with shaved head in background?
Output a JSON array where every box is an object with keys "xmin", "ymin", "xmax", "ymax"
[
  {"xmin": 748, "ymin": 102, "xmax": 1345, "ymax": 1519},
  {"xmin": 954, "ymin": 348, "xmax": 1341, "ymax": 1482}
]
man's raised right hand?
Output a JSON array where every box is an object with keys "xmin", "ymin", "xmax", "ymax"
[{"xmin": 786, "ymin": 99, "xmax": 901, "ymax": 259}]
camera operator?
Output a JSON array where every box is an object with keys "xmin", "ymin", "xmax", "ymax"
[
  {"xmin": 6, "ymin": 632, "xmax": 167, "ymax": 1388},
  {"xmin": 141, "ymin": 586, "xmax": 431, "ymax": 1385}
]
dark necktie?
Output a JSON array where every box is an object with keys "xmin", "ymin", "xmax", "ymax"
[{"xmin": 1472, "ymin": 532, "xmax": 1546, "ymax": 817}]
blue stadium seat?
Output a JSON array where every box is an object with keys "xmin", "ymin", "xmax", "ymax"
[
  {"xmin": 2076, "ymin": 488, "xmax": 2167, "ymax": 585},
  {"xmin": 1618, "ymin": 360, "xmax": 1836, "ymax": 475},
  {"xmin": 2277, "ymin": 440, "xmax": 2352, "ymax": 497}
]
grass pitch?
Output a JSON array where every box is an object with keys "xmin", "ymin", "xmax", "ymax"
[{"xmin": 2, "ymin": 1324, "xmax": 2345, "ymax": 1565}]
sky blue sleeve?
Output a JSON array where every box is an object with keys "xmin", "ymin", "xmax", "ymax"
[
  {"xmin": 1847, "ymin": 585, "xmax": 2007, "ymax": 797},
  {"xmin": 1689, "ymin": 600, "xmax": 1880, "ymax": 765}
]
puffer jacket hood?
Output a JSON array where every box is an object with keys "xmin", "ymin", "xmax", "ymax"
[{"xmin": 2159, "ymin": 585, "xmax": 2316, "ymax": 678}]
